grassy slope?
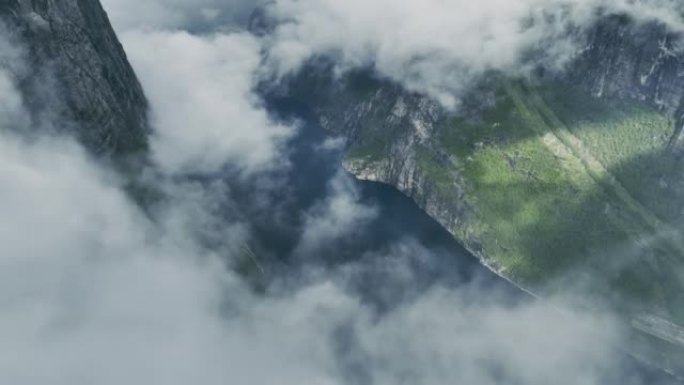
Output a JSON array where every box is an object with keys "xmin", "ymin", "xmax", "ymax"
[
  {"xmin": 540, "ymin": 85, "xmax": 684, "ymax": 225},
  {"xmin": 340, "ymin": 75, "xmax": 684, "ymax": 321},
  {"xmin": 430, "ymin": 81, "xmax": 684, "ymax": 321}
]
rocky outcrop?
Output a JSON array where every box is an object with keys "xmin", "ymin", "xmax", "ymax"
[
  {"xmin": 0, "ymin": 0, "xmax": 149, "ymax": 158},
  {"xmin": 285, "ymin": 67, "xmax": 473, "ymax": 248}
]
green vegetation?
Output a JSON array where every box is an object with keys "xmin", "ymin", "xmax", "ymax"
[
  {"xmin": 347, "ymin": 128, "xmax": 395, "ymax": 163},
  {"xmin": 540, "ymin": 85, "xmax": 684, "ymax": 225},
  {"xmin": 415, "ymin": 145, "xmax": 453, "ymax": 193},
  {"xmin": 429, "ymin": 80, "xmax": 684, "ymax": 321},
  {"xmin": 441, "ymin": 84, "xmax": 625, "ymax": 283},
  {"xmin": 339, "ymin": 73, "xmax": 684, "ymax": 322}
]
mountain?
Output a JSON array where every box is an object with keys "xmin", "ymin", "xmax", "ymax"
[
  {"xmin": 283, "ymin": 13, "xmax": 684, "ymax": 376},
  {"xmin": 0, "ymin": 0, "xmax": 149, "ymax": 159}
]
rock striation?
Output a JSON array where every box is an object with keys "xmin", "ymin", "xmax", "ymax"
[{"xmin": 0, "ymin": 0, "xmax": 149, "ymax": 158}]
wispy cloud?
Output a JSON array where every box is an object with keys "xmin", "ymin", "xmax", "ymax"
[
  {"xmin": 121, "ymin": 29, "xmax": 291, "ymax": 174},
  {"xmin": 263, "ymin": 0, "xmax": 684, "ymax": 106}
]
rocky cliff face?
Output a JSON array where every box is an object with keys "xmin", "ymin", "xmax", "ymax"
[
  {"xmin": 0, "ymin": 0, "xmax": 149, "ymax": 158},
  {"xmin": 568, "ymin": 15, "xmax": 684, "ymax": 148}
]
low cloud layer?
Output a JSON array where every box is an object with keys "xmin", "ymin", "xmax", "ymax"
[
  {"xmin": 0, "ymin": 126, "xmax": 631, "ymax": 384},
  {"xmin": 122, "ymin": 29, "xmax": 290, "ymax": 174},
  {"xmin": 0, "ymin": 132, "xmax": 234, "ymax": 385},
  {"xmin": 106, "ymin": 0, "xmax": 684, "ymax": 110},
  {"xmin": 265, "ymin": 0, "xmax": 684, "ymax": 106}
]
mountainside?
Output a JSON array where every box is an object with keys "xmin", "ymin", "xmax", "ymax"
[
  {"xmin": 287, "ymin": 15, "xmax": 684, "ymax": 376},
  {"xmin": 0, "ymin": 0, "xmax": 149, "ymax": 158}
]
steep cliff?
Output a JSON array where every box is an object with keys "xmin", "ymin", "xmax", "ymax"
[{"xmin": 0, "ymin": 0, "xmax": 149, "ymax": 158}]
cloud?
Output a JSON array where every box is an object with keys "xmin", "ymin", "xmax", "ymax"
[
  {"xmin": 0, "ymin": 29, "xmax": 28, "ymax": 130},
  {"xmin": 0, "ymin": 132, "xmax": 647, "ymax": 383},
  {"xmin": 228, "ymin": 277, "xmax": 631, "ymax": 385},
  {"xmin": 0, "ymin": 130, "xmax": 230, "ymax": 384},
  {"xmin": 0, "ymin": 118, "xmax": 658, "ymax": 385},
  {"xmin": 0, "ymin": 34, "xmax": 240, "ymax": 384},
  {"xmin": 295, "ymin": 170, "xmax": 378, "ymax": 256},
  {"xmin": 349, "ymin": 288, "xmax": 620, "ymax": 385},
  {"xmin": 101, "ymin": 0, "xmax": 292, "ymax": 175},
  {"xmin": 0, "ymin": 108, "xmax": 629, "ymax": 385},
  {"xmin": 119, "ymin": 29, "xmax": 292, "ymax": 175},
  {"xmin": 264, "ymin": 0, "xmax": 684, "ymax": 107}
]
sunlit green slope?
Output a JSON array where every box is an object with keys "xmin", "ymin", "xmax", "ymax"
[{"xmin": 347, "ymin": 79, "xmax": 684, "ymax": 324}]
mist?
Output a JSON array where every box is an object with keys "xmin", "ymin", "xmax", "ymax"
[{"xmin": 263, "ymin": 0, "xmax": 684, "ymax": 107}]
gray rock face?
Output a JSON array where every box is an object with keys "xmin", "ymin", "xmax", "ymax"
[
  {"xmin": 573, "ymin": 18, "xmax": 683, "ymax": 112},
  {"xmin": 0, "ymin": 0, "xmax": 149, "ymax": 158},
  {"xmin": 568, "ymin": 16, "xmax": 684, "ymax": 148}
]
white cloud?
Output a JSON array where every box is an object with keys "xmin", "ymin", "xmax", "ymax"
[
  {"xmin": 0, "ymin": 130, "xmax": 232, "ymax": 385},
  {"xmin": 0, "ymin": 42, "xmax": 240, "ymax": 383},
  {"xmin": 295, "ymin": 171, "xmax": 378, "ymax": 255},
  {"xmin": 0, "ymin": 128, "xmax": 646, "ymax": 385},
  {"xmin": 264, "ymin": 0, "xmax": 684, "ymax": 107},
  {"xmin": 101, "ymin": 0, "xmax": 293, "ymax": 175},
  {"xmin": 120, "ymin": 29, "xmax": 292, "ymax": 174},
  {"xmin": 352, "ymin": 287, "xmax": 620, "ymax": 385}
]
